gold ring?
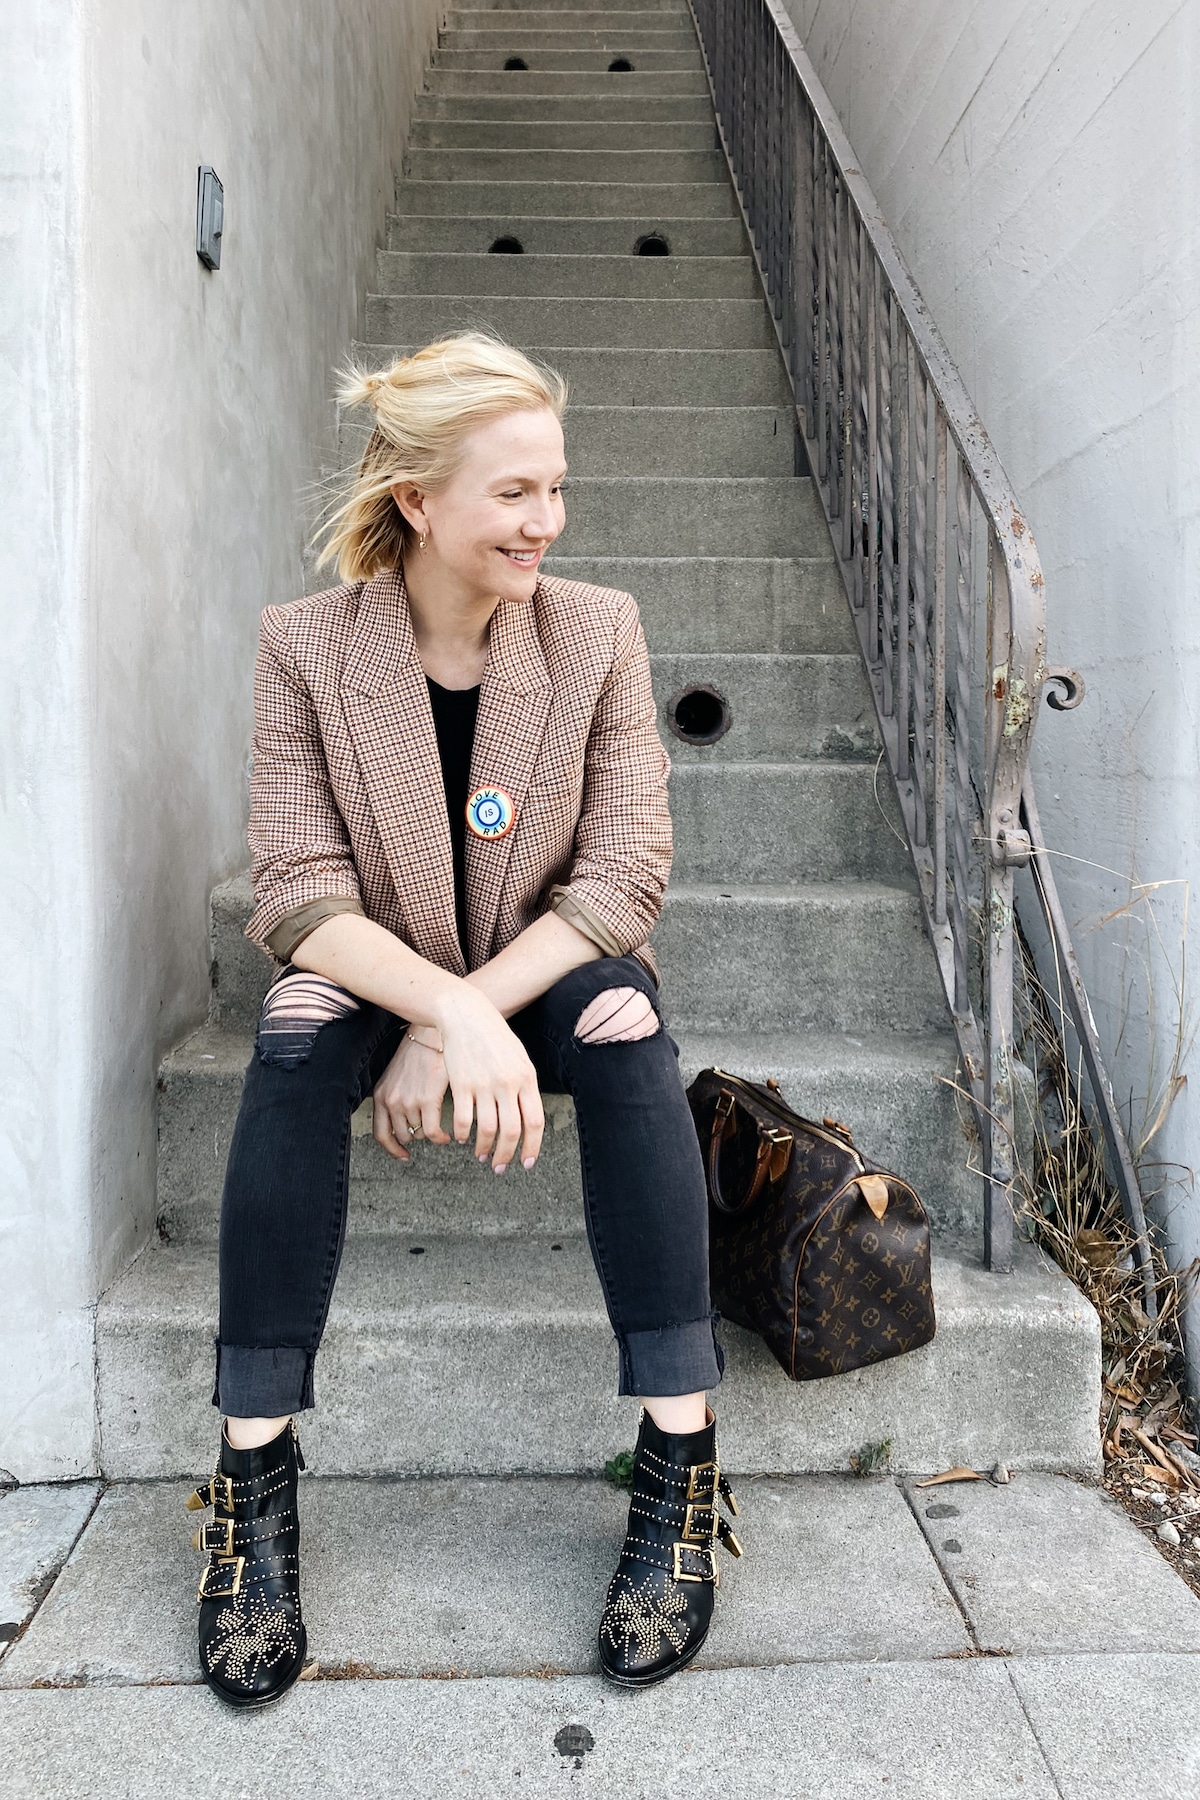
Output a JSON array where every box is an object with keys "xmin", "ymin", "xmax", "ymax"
[{"xmin": 407, "ymin": 1123, "xmax": 419, "ymax": 1138}]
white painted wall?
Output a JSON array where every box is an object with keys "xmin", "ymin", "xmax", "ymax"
[
  {"xmin": 1, "ymin": 0, "xmax": 441, "ymax": 1478},
  {"xmin": 782, "ymin": 1, "xmax": 1200, "ymax": 1387}
]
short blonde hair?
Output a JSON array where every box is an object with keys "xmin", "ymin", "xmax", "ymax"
[{"xmin": 314, "ymin": 332, "xmax": 569, "ymax": 583}]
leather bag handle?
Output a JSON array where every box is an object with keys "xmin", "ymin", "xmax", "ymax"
[{"xmin": 707, "ymin": 1090, "xmax": 794, "ymax": 1217}]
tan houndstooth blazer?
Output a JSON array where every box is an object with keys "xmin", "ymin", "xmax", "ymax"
[{"xmin": 244, "ymin": 565, "xmax": 672, "ymax": 983}]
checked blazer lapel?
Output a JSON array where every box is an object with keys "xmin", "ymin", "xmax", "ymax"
[
  {"xmin": 341, "ymin": 567, "xmax": 465, "ymax": 975},
  {"xmin": 465, "ymin": 587, "xmax": 552, "ymax": 969}
]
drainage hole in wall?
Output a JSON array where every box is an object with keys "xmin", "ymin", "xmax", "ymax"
[
  {"xmin": 667, "ymin": 685, "xmax": 732, "ymax": 746},
  {"xmin": 608, "ymin": 57, "xmax": 634, "ymax": 72},
  {"xmin": 635, "ymin": 233, "xmax": 670, "ymax": 256},
  {"xmin": 489, "ymin": 236, "xmax": 524, "ymax": 254},
  {"xmin": 504, "ymin": 56, "xmax": 529, "ymax": 70}
]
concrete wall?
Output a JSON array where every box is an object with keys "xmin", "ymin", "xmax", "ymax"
[
  {"xmin": 1, "ymin": 0, "xmax": 441, "ymax": 1479},
  {"xmin": 782, "ymin": 1, "xmax": 1200, "ymax": 1385}
]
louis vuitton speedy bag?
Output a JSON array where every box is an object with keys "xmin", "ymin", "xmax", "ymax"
[{"xmin": 686, "ymin": 1068, "xmax": 936, "ymax": 1380}]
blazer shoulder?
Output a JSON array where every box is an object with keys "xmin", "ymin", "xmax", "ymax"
[
  {"xmin": 260, "ymin": 582, "xmax": 366, "ymax": 652},
  {"xmin": 534, "ymin": 572, "xmax": 640, "ymax": 654}
]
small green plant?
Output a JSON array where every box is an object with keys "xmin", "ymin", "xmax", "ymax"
[
  {"xmin": 849, "ymin": 1438, "xmax": 893, "ymax": 1477},
  {"xmin": 603, "ymin": 1450, "xmax": 635, "ymax": 1490}
]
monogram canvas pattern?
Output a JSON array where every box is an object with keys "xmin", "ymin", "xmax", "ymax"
[
  {"xmin": 687, "ymin": 1072, "xmax": 936, "ymax": 1380},
  {"xmin": 245, "ymin": 566, "xmax": 672, "ymax": 978}
]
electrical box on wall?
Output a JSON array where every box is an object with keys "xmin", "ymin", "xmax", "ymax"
[{"xmin": 196, "ymin": 166, "xmax": 224, "ymax": 269}]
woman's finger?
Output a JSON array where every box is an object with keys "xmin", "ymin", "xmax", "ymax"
[
  {"xmin": 518, "ymin": 1083, "xmax": 546, "ymax": 1169},
  {"xmin": 372, "ymin": 1094, "xmax": 412, "ymax": 1164},
  {"xmin": 451, "ymin": 1085, "xmax": 476, "ymax": 1146},
  {"xmin": 473, "ymin": 1094, "xmax": 499, "ymax": 1164},
  {"xmin": 492, "ymin": 1088, "xmax": 522, "ymax": 1173}
]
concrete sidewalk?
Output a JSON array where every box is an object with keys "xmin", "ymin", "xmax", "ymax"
[{"xmin": 2, "ymin": 1470, "xmax": 1198, "ymax": 1796}]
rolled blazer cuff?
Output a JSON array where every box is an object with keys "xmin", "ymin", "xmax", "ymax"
[
  {"xmin": 263, "ymin": 895, "xmax": 366, "ymax": 961},
  {"xmin": 546, "ymin": 884, "xmax": 626, "ymax": 958}
]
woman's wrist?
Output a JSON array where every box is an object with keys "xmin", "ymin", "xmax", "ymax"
[{"xmin": 404, "ymin": 1023, "xmax": 444, "ymax": 1054}]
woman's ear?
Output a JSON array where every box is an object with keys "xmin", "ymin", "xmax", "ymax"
[{"xmin": 390, "ymin": 481, "xmax": 429, "ymax": 538}]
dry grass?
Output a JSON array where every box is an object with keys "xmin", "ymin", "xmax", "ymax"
[{"xmin": 1008, "ymin": 922, "xmax": 1200, "ymax": 1594}]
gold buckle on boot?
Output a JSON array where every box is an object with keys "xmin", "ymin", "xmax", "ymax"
[
  {"xmin": 191, "ymin": 1518, "xmax": 235, "ymax": 1556},
  {"xmin": 197, "ymin": 1555, "xmax": 245, "ymax": 1603},
  {"xmin": 673, "ymin": 1541, "xmax": 719, "ymax": 1585},
  {"xmin": 686, "ymin": 1460, "xmax": 718, "ymax": 1501}
]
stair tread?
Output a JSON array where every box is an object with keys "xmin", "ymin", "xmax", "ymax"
[
  {"xmin": 162, "ymin": 1019, "xmax": 961, "ymax": 1083},
  {"xmin": 103, "ymin": 1231, "xmax": 1066, "ymax": 1323}
]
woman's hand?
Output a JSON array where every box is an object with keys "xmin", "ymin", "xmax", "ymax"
[
  {"xmin": 372, "ymin": 1036, "xmax": 453, "ymax": 1164},
  {"xmin": 373, "ymin": 988, "xmax": 545, "ymax": 1173}
]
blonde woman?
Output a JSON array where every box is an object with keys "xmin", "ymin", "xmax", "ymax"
[{"xmin": 191, "ymin": 335, "xmax": 740, "ymax": 1708}]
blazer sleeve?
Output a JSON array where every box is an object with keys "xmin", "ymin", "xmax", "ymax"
[
  {"xmin": 243, "ymin": 606, "xmax": 364, "ymax": 953},
  {"xmin": 552, "ymin": 589, "xmax": 672, "ymax": 953}
]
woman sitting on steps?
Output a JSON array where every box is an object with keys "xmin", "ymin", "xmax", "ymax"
[{"xmin": 190, "ymin": 332, "xmax": 741, "ymax": 1708}]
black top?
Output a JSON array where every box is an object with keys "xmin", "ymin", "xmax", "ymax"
[{"xmin": 426, "ymin": 675, "xmax": 481, "ymax": 964}]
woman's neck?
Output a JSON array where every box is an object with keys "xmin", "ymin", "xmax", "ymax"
[{"xmin": 402, "ymin": 553, "xmax": 496, "ymax": 689}]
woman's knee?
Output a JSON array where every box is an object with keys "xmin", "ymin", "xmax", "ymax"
[
  {"xmin": 255, "ymin": 970, "xmax": 362, "ymax": 1072},
  {"xmin": 573, "ymin": 985, "xmax": 660, "ymax": 1044}
]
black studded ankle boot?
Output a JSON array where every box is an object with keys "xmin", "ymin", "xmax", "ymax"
[
  {"xmin": 188, "ymin": 1418, "xmax": 308, "ymax": 1707},
  {"xmin": 598, "ymin": 1407, "xmax": 741, "ymax": 1688}
]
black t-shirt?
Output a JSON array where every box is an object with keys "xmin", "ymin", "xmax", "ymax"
[{"xmin": 425, "ymin": 675, "xmax": 481, "ymax": 964}]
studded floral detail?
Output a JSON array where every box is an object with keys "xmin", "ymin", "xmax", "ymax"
[
  {"xmin": 203, "ymin": 1594, "xmax": 299, "ymax": 1685},
  {"xmin": 600, "ymin": 1574, "xmax": 689, "ymax": 1666}
]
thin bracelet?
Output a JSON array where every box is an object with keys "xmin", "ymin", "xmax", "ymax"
[{"xmin": 405, "ymin": 1025, "xmax": 444, "ymax": 1054}]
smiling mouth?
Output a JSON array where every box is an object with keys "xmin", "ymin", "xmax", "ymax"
[{"xmin": 498, "ymin": 547, "xmax": 543, "ymax": 565}]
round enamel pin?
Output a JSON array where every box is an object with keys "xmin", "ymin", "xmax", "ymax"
[{"xmin": 466, "ymin": 785, "xmax": 515, "ymax": 841}]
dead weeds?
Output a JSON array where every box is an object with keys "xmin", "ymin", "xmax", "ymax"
[{"xmin": 1009, "ymin": 919, "xmax": 1200, "ymax": 1598}]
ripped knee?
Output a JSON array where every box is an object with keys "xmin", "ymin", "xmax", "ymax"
[
  {"xmin": 573, "ymin": 986, "xmax": 660, "ymax": 1045},
  {"xmin": 257, "ymin": 971, "xmax": 360, "ymax": 1069}
]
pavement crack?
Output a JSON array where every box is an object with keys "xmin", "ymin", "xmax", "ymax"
[
  {"xmin": 896, "ymin": 1476, "xmax": 985, "ymax": 1652},
  {"xmin": 1003, "ymin": 1662, "xmax": 1068, "ymax": 1800}
]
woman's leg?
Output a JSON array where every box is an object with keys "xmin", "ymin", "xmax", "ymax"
[
  {"xmin": 216, "ymin": 969, "xmax": 405, "ymax": 1425},
  {"xmin": 195, "ymin": 970, "xmax": 404, "ymax": 1708},
  {"xmin": 510, "ymin": 955, "xmax": 739, "ymax": 1689},
  {"xmin": 510, "ymin": 954, "xmax": 722, "ymax": 1403}
]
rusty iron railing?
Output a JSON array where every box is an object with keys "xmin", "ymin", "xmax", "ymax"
[{"xmin": 689, "ymin": 0, "xmax": 1156, "ymax": 1306}]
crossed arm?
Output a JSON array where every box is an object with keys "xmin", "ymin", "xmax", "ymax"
[{"xmin": 291, "ymin": 906, "xmax": 605, "ymax": 1172}]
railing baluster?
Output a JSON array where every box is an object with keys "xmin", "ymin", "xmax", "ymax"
[
  {"xmin": 895, "ymin": 318, "xmax": 911, "ymax": 783},
  {"xmin": 909, "ymin": 354, "xmax": 930, "ymax": 848}
]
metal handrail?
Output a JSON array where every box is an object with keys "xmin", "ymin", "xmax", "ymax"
[{"xmin": 688, "ymin": 0, "xmax": 1155, "ymax": 1304}]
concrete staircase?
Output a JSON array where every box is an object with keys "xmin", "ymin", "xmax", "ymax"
[{"xmin": 96, "ymin": 0, "xmax": 1100, "ymax": 1481}]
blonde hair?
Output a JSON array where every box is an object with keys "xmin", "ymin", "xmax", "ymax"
[{"xmin": 313, "ymin": 332, "xmax": 569, "ymax": 583}]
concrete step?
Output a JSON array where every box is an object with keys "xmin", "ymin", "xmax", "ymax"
[
  {"xmin": 412, "ymin": 93, "xmax": 715, "ymax": 121},
  {"xmin": 447, "ymin": 6, "xmax": 692, "ymax": 21},
  {"xmin": 206, "ymin": 873, "xmax": 942, "ymax": 1036},
  {"xmin": 431, "ymin": 50, "xmax": 705, "ymax": 73},
  {"xmin": 545, "ymin": 558, "xmax": 860, "ymax": 653},
  {"xmin": 456, "ymin": 0, "xmax": 693, "ymax": 10},
  {"xmin": 362, "ymin": 338, "xmax": 785, "ymax": 403},
  {"xmin": 95, "ymin": 1234, "xmax": 1101, "ymax": 1480},
  {"xmin": 421, "ymin": 71, "xmax": 711, "ymax": 96},
  {"xmin": 553, "ymin": 477, "xmax": 820, "ymax": 558},
  {"xmin": 384, "ymin": 214, "xmax": 748, "ymax": 254},
  {"xmin": 392, "ymin": 178, "xmax": 737, "ymax": 218},
  {"xmin": 403, "ymin": 146, "xmax": 726, "ymax": 184},
  {"xmin": 650, "ymin": 652, "xmax": 877, "ymax": 759},
  {"xmin": 653, "ymin": 884, "xmax": 945, "ymax": 1034},
  {"xmin": 156, "ymin": 1023, "xmax": 977, "ymax": 1245},
  {"xmin": 374, "ymin": 250, "xmax": 759, "ymax": 299},
  {"xmin": 669, "ymin": 764, "xmax": 911, "ymax": 883},
  {"xmin": 362, "ymin": 293, "xmax": 775, "ymax": 350},
  {"xmin": 408, "ymin": 118, "xmax": 719, "ymax": 150},
  {"xmin": 341, "ymin": 403, "xmax": 794, "ymax": 478},
  {"xmin": 440, "ymin": 28, "xmax": 699, "ymax": 52}
]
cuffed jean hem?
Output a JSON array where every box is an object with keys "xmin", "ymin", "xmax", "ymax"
[
  {"xmin": 616, "ymin": 1312, "xmax": 725, "ymax": 1398},
  {"xmin": 212, "ymin": 1340, "xmax": 315, "ymax": 1418}
]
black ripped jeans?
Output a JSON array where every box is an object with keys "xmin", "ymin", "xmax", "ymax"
[{"xmin": 215, "ymin": 954, "xmax": 723, "ymax": 1417}]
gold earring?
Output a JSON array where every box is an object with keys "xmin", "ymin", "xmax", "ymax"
[{"xmin": 418, "ymin": 532, "xmax": 428, "ymax": 551}]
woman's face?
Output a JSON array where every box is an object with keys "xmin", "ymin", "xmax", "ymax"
[{"xmin": 395, "ymin": 406, "xmax": 567, "ymax": 605}]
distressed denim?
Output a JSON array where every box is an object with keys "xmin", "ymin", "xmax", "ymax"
[{"xmin": 214, "ymin": 954, "xmax": 723, "ymax": 1416}]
